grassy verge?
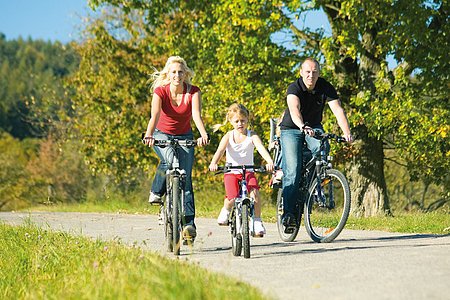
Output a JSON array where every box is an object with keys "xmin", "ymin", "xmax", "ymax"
[
  {"xmin": 0, "ymin": 222, "xmax": 269, "ymax": 300},
  {"xmin": 27, "ymin": 200, "xmax": 450, "ymax": 235}
]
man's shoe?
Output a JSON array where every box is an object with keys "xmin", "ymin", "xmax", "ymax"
[
  {"xmin": 148, "ymin": 192, "xmax": 163, "ymax": 204},
  {"xmin": 282, "ymin": 213, "xmax": 297, "ymax": 234},
  {"xmin": 182, "ymin": 225, "xmax": 196, "ymax": 245}
]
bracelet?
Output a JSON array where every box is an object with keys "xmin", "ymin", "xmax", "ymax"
[{"xmin": 144, "ymin": 136, "xmax": 153, "ymax": 139}]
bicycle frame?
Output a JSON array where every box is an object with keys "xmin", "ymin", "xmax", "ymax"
[
  {"xmin": 215, "ymin": 165, "xmax": 265, "ymax": 258},
  {"xmin": 270, "ymin": 127, "xmax": 351, "ymax": 243},
  {"xmin": 151, "ymin": 138, "xmax": 197, "ymax": 255}
]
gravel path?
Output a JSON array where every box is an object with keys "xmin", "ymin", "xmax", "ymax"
[{"xmin": 1, "ymin": 211, "xmax": 449, "ymax": 300}]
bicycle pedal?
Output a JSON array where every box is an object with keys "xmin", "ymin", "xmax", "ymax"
[
  {"xmin": 284, "ymin": 226, "xmax": 295, "ymax": 234},
  {"xmin": 182, "ymin": 238, "xmax": 195, "ymax": 246}
]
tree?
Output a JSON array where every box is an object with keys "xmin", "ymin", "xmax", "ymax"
[
  {"xmin": 73, "ymin": 0, "xmax": 295, "ymax": 186},
  {"xmin": 282, "ymin": 0, "xmax": 449, "ymax": 215},
  {"xmin": 78, "ymin": 0, "xmax": 449, "ymax": 214}
]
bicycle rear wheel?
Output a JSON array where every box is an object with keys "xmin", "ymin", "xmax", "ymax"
[
  {"xmin": 242, "ymin": 202, "xmax": 251, "ymax": 259},
  {"xmin": 276, "ymin": 189, "xmax": 301, "ymax": 242},
  {"xmin": 304, "ymin": 169, "xmax": 351, "ymax": 243},
  {"xmin": 172, "ymin": 176, "xmax": 181, "ymax": 255},
  {"xmin": 231, "ymin": 208, "xmax": 242, "ymax": 256}
]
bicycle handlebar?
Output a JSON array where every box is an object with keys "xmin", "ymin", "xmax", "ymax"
[
  {"xmin": 313, "ymin": 131, "xmax": 347, "ymax": 143},
  {"xmin": 141, "ymin": 133, "xmax": 197, "ymax": 148},
  {"xmin": 152, "ymin": 139, "xmax": 197, "ymax": 148},
  {"xmin": 215, "ymin": 165, "xmax": 267, "ymax": 174}
]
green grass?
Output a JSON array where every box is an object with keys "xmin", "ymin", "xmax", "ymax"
[
  {"xmin": 0, "ymin": 222, "xmax": 269, "ymax": 300},
  {"xmin": 345, "ymin": 212, "xmax": 450, "ymax": 234},
  {"xmin": 27, "ymin": 199, "xmax": 450, "ymax": 235}
]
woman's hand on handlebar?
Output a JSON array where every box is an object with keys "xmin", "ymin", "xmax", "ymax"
[
  {"xmin": 143, "ymin": 135, "xmax": 155, "ymax": 147},
  {"xmin": 196, "ymin": 134, "xmax": 209, "ymax": 147}
]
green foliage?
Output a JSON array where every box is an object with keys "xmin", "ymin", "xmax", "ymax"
[
  {"xmin": 72, "ymin": 1, "xmax": 296, "ymax": 186},
  {"xmin": 284, "ymin": 0, "xmax": 449, "ymax": 198},
  {"xmin": 25, "ymin": 136, "xmax": 90, "ymax": 204},
  {"xmin": 0, "ymin": 132, "xmax": 32, "ymax": 210},
  {"xmin": 0, "ymin": 34, "xmax": 79, "ymax": 139},
  {"xmin": 0, "ymin": 223, "xmax": 268, "ymax": 299}
]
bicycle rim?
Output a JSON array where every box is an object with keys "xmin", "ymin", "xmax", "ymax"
[
  {"xmin": 276, "ymin": 189, "xmax": 300, "ymax": 242},
  {"xmin": 304, "ymin": 169, "xmax": 351, "ymax": 243},
  {"xmin": 242, "ymin": 203, "xmax": 250, "ymax": 259},
  {"xmin": 231, "ymin": 208, "xmax": 242, "ymax": 256},
  {"xmin": 172, "ymin": 176, "xmax": 181, "ymax": 255}
]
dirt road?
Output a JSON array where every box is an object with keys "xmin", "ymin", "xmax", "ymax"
[{"xmin": 1, "ymin": 211, "xmax": 449, "ymax": 300}]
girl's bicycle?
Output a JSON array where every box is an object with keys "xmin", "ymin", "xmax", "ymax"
[
  {"xmin": 214, "ymin": 165, "xmax": 266, "ymax": 259},
  {"xmin": 269, "ymin": 119, "xmax": 351, "ymax": 243},
  {"xmin": 143, "ymin": 135, "xmax": 197, "ymax": 255}
]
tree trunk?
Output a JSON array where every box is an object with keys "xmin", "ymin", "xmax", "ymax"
[
  {"xmin": 321, "ymin": 4, "xmax": 392, "ymax": 216},
  {"xmin": 348, "ymin": 125, "xmax": 391, "ymax": 216}
]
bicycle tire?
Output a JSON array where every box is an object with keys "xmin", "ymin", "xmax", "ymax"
[
  {"xmin": 276, "ymin": 189, "xmax": 301, "ymax": 242},
  {"xmin": 231, "ymin": 208, "xmax": 242, "ymax": 256},
  {"xmin": 172, "ymin": 176, "xmax": 181, "ymax": 255},
  {"xmin": 164, "ymin": 200, "xmax": 173, "ymax": 252},
  {"xmin": 304, "ymin": 169, "xmax": 351, "ymax": 243},
  {"xmin": 242, "ymin": 202, "xmax": 251, "ymax": 259}
]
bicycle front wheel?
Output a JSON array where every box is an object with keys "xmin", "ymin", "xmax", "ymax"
[
  {"xmin": 164, "ymin": 200, "xmax": 173, "ymax": 252},
  {"xmin": 242, "ymin": 202, "xmax": 251, "ymax": 259},
  {"xmin": 304, "ymin": 169, "xmax": 351, "ymax": 243},
  {"xmin": 172, "ymin": 176, "xmax": 181, "ymax": 255},
  {"xmin": 231, "ymin": 208, "xmax": 242, "ymax": 256}
]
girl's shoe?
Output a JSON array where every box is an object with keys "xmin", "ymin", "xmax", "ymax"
[
  {"xmin": 252, "ymin": 220, "xmax": 266, "ymax": 237},
  {"xmin": 217, "ymin": 207, "xmax": 230, "ymax": 226}
]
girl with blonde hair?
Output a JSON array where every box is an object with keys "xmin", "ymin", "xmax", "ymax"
[{"xmin": 209, "ymin": 103, "xmax": 274, "ymax": 237}]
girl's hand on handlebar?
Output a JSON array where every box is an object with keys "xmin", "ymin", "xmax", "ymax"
[
  {"xmin": 209, "ymin": 163, "xmax": 218, "ymax": 172},
  {"xmin": 265, "ymin": 163, "xmax": 274, "ymax": 172}
]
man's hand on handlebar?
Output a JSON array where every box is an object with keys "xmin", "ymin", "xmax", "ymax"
[
  {"xmin": 343, "ymin": 133, "xmax": 354, "ymax": 143},
  {"xmin": 302, "ymin": 125, "xmax": 315, "ymax": 137}
]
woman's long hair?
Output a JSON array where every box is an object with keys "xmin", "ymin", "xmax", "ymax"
[{"xmin": 150, "ymin": 56, "xmax": 195, "ymax": 91}]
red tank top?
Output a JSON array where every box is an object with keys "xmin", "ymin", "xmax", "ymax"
[{"xmin": 154, "ymin": 83, "xmax": 200, "ymax": 135}]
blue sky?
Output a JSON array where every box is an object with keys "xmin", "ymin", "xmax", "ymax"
[
  {"xmin": 0, "ymin": 1, "xmax": 332, "ymax": 45},
  {"xmin": 0, "ymin": 0, "xmax": 93, "ymax": 43}
]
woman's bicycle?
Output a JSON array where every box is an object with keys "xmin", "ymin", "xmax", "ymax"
[
  {"xmin": 214, "ymin": 165, "xmax": 266, "ymax": 259},
  {"xmin": 269, "ymin": 119, "xmax": 351, "ymax": 243},
  {"xmin": 142, "ymin": 135, "xmax": 197, "ymax": 255}
]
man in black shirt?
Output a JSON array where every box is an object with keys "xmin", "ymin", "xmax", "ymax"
[{"xmin": 279, "ymin": 57, "xmax": 353, "ymax": 232}]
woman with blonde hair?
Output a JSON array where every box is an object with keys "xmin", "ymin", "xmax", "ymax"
[{"xmin": 143, "ymin": 56, "xmax": 209, "ymax": 243}]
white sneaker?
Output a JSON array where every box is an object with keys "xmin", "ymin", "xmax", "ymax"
[
  {"xmin": 253, "ymin": 220, "xmax": 266, "ymax": 237},
  {"xmin": 148, "ymin": 192, "xmax": 162, "ymax": 204},
  {"xmin": 217, "ymin": 207, "xmax": 230, "ymax": 226}
]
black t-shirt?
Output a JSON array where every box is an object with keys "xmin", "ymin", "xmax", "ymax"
[{"xmin": 280, "ymin": 77, "xmax": 339, "ymax": 130}]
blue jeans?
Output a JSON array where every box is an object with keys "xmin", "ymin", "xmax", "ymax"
[
  {"xmin": 280, "ymin": 126, "xmax": 328, "ymax": 217},
  {"xmin": 151, "ymin": 129, "xmax": 196, "ymax": 223}
]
